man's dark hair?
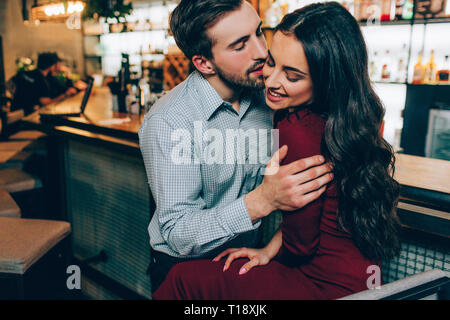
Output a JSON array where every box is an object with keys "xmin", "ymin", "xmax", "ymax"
[
  {"xmin": 37, "ymin": 52, "xmax": 58, "ymax": 70},
  {"xmin": 169, "ymin": 0, "xmax": 244, "ymax": 60}
]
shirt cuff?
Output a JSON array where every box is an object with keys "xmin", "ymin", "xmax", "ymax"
[{"xmin": 220, "ymin": 196, "xmax": 261, "ymax": 235}]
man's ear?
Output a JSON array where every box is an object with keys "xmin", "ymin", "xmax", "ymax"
[{"xmin": 192, "ymin": 55, "xmax": 216, "ymax": 75}]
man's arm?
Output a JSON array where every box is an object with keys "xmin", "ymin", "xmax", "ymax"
[
  {"xmin": 139, "ymin": 115, "xmax": 333, "ymax": 257},
  {"xmin": 39, "ymin": 87, "xmax": 77, "ymax": 106},
  {"xmin": 139, "ymin": 114, "xmax": 260, "ymax": 257}
]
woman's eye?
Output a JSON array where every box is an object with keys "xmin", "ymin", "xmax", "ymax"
[{"xmin": 287, "ymin": 77, "xmax": 300, "ymax": 82}]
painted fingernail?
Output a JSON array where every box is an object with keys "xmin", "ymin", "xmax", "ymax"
[{"xmin": 239, "ymin": 268, "xmax": 247, "ymax": 275}]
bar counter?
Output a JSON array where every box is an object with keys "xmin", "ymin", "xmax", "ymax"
[
  {"xmin": 22, "ymin": 88, "xmax": 152, "ymax": 299},
  {"xmin": 20, "ymin": 88, "xmax": 449, "ymax": 299}
]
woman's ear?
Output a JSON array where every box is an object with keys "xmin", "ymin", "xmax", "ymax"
[{"xmin": 192, "ymin": 55, "xmax": 216, "ymax": 75}]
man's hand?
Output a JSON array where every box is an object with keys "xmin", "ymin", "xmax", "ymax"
[
  {"xmin": 245, "ymin": 145, "xmax": 333, "ymax": 222},
  {"xmin": 65, "ymin": 87, "xmax": 78, "ymax": 97}
]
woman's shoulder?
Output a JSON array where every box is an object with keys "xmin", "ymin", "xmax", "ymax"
[
  {"xmin": 277, "ymin": 108, "xmax": 327, "ymax": 137},
  {"xmin": 276, "ymin": 108, "xmax": 327, "ymax": 163}
]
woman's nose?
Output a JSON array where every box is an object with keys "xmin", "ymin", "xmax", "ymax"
[{"xmin": 264, "ymin": 70, "xmax": 281, "ymax": 89}]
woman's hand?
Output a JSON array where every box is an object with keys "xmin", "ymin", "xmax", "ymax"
[{"xmin": 212, "ymin": 247, "xmax": 272, "ymax": 275}]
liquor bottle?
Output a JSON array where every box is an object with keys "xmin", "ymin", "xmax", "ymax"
[
  {"xmin": 412, "ymin": 53, "xmax": 425, "ymax": 84},
  {"xmin": 394, "ymin": 0, "xmax": 405, "ymax": 20},
  {"xmin": 424, "ymin": 50, "xmax": 437, "ymax": 84},
  {"xmin": 394, "ymin": 43, "xmax": 408, "ymax": 82},
  {"xmin": 402, "ymin": 0, "xmax": 414, "ymax": 19},
  {"xmin": 381, "ymin": 50, "xmax": 392, "ymax": 81},
  {"xmin": 369, "ymin": 51, "xmax": 379, "ymax": 81},
  {"xmin": 264, "ymin": 0, "xmax": 283, "ymax": 28},
  {"xmin": 360, "ymin": 0, "xmax": 371, "ymax": 21},
  {"xmin": 353, "ymin": 0, "xmax": 362, "ymax": 21},
  {"xmin": 436, "ymin": 55, "xmax": 450, "ymax": 83},
  {"xmin": 381, "ymin": 0, "xmax": 395, "ymax": 21}
]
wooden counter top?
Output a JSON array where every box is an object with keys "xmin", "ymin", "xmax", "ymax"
[
  {"xmin": 22, "ymin": 87, "xmax": 143, "ymax": 141},
  {"xmin": 394, "ymin": 153, "xmax": 450, "ymax": 195}
]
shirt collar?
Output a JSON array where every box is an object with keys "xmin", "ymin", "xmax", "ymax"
[{"xmin": 190, "ymin": 71, "xmax": 256, "ymax": 121}]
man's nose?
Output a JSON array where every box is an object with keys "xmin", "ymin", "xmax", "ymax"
[{"xmin": 252, "ymin": 37, "xmax": 268, "ymax": 61}]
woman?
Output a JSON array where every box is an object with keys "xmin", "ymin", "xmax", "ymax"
[{"xmin": 153, "ymin": 2, "xmax": 401, "ymax": 300}]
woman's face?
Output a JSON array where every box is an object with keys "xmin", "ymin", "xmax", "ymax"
[{"xmin": 262, "ymin": 31, "xmax": 313, "ymax": 110}]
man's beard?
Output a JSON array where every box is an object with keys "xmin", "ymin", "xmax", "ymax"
[{"xmin": 213, "ymin": 61, "xmax": 265, "ymax": 90}]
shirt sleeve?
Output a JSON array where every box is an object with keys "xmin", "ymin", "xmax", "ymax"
[{"xmin": 139, "ymin": 114, "xmax": 260, "ymax": 257}]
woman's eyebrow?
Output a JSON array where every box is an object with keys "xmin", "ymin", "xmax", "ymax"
[
  {"xmin": 268, "ymin": 50, "xmax": 307, "ymax": 76},
  {"xmin": 283, "ymin": 65, "xmax": 308, "ymax": 76}
]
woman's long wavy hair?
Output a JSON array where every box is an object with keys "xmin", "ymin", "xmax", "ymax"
[{"xmin": 276, "ymin": 2, "xmax": 401, "ymax": 261}]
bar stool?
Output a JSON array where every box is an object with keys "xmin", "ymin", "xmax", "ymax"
[
  {"xmin": 0, "ymin": 217, "xmax": 71, "ymax": 299},
  {"xmin": 8, "ymin": 131, "xmax": 48, "ymax": 156},
  {"xmin": 8, "ymin": 131, "xmax": 46, "ymax": 141},
  {"xmin": 0, "ymin": 189, "xmax": 21, "ymax": 218},
  {"xmin": 0, "ymin": 168, "xmax": 42, "ymax": 193},
  {"xmin": 0, "ymin": 168, "xmax": 43, "ymax": 218},
  {"xmin": 0, "ymin": 141, "xmax": 34, "ymax": 170}
]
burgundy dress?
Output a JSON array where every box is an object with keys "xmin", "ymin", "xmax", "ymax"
[{"xmin": 153, "ymin": 108, "xmax": 379, "ymax": 300}]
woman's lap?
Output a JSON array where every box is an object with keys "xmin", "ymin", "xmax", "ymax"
[{"xmin": 153, "ymin": 258, "xmax": 326, "ymax": 300}]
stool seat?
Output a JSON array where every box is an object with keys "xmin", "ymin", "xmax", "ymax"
[
  {"xmin": 8, "ymin": 131, "xmax": 46, "ymax": 141},
  {"xmin": 0, "ymin": 168, "xmax": 42, "ymax": 193},
  {"xmin": 0, "ymin": 189, "xmax": 21, "ymax": 218},
  {"xmin": 0, "ymin": 217, "xmax": 71, "ymax": 274},
  {"xmin": 0, "ymin": 151, "xmax": 34, "ymax": 169},
  {"xmin": 0, "ymin": 141, "xmax": 32, "ymax": 152}
]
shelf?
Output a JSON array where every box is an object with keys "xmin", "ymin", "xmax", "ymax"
[
  {"xmin": 359, "ymin": 20, "xmax": 413, "ymax": 26},
  {"xmin": 414, "ymin": 17, "xmax": 450, "ymax": 24},
  {"xmin": 372, "ymin": 81, "xmax": 450, "ymax": 86},
  {"xmin": 263, "ymin": 18, "xmax": 450, "ymax": 31},
  {"xmin": 83, "ymin": 28, "xmax": 169, "ymax": 37},
  {"xmin": 84, "ymin": 55, "xmax": 102, "ymax": 59},
  {"xmin": 373, "ymin": 81, "xmax": 407, "ymax": 85}
]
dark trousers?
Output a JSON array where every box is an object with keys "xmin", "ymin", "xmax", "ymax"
[{"xmin": 149, "ymin": 249, "xmax": 191, "ymax": 295}]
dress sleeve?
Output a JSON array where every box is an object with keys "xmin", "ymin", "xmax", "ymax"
[{"xmin": 277, "ymin": 112, "xmax": 327, "ymax": 257}]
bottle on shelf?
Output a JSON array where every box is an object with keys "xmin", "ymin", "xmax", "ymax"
[
  {"xmin": 139, "ymin": 69, "xmax": 152, "ymax": 114},
  {"xmin": 126, "ymin": 83, "xmax": 140, "ymax": 114},
  {"xmin": 401, "ymin": 0, "xmax": 414, "ymax": 20},
  {"xmin": 353, "ymin": 0, "xmax": 362, "ymax": 21},
  {"xmin": 264, "ymin": 0, "xmax": 283, "ymax": 28},
  {"xmin": 381, "ymin": 0, "xmax": 395, "ymax": 21},
  {"xmin": 369, "ymin": 51, "xmax": 380, "ymax": 81},
  {"xmin": 394, "ymin": 43, "xmax": 408, "ymax": 82},
  {"xmin": 394, "ymin": 0, "xmax": 405, "ymax": 20},
  {"xmin": 381, "ymin": 50, "xmax": 392, "ymax": 81},
  {"xmin": 412, "ymin": 53, "xmax": 425, "ymax": 84},
  {"xmin": 424, "ymin": 50, "xmax": 437, "ymax": 84},
  {"xmin": 436, "ymin": 55, "xmax": 450, "ymax": 83},
  {"xmin": 359, "ymin": 0, "xmax": 371, "ymax": 21}
]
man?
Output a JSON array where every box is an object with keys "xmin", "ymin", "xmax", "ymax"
[
  {"xmin": 46, "ymin": 53, "xmax": 88, "ymax": 97},
  {"xmin": 138, "ymin": 0, "xmax": 333, "ymax": 293},
  {"xmin": 11, "ymin": 52, "xmax": 77, "ymax": 115}
]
